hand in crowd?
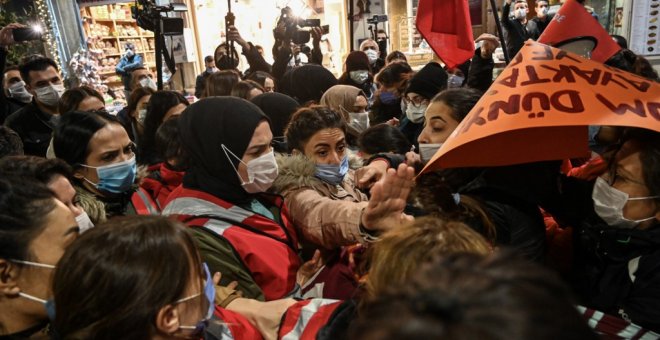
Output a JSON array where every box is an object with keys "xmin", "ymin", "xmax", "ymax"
[
  {"xmin": 212, "ymin": 271, "xmax": 243, "ymax": 307},
  {"xmin": 361, "ymin": 163, "xmax": 415, "ymax": 232},
  {"xmin": 355, "ymin": 159, "xmax": 389, "ymax": 189},
  {"xmin": 227, "ymin": 25, "xmax": 249, "ymax": 51},
  {"xmin": 296, "ymin": 249, "xmax": 323, "ymax": 286},
  {"xmin": 405, "ymin": 151, "xmax": 422, "ymax": 167},
  {"xmin": 386, "ymin": 117, "xmax": 400, "ymax": 127},
  {"xmin": 476, "ymin": 33, "xmax": 499, "ymax": 59},
  {"xmin": 0, "ymin": 23, "xmax": 25, "ymax": 48},
  {"xmin": 274, "ymin": 21, "xmax": 287, "ymax": 41},
  {"xmin": 311, "ymin": 26, "xmax": 323, "ymax": 46}
]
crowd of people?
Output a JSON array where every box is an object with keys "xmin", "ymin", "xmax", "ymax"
[{"xmin": 1, "ymin": 1, "xmax": 659, "ymax": 338}]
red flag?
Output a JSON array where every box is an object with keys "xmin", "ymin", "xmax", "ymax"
[
  {"xmin": 539, "ymin": 0, "xmax": 621, "ymax": 63},
  {"xmin": 416, "ymin": 0, "xmax": 474, "ymax": 69}
]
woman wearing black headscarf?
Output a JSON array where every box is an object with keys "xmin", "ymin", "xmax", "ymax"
[
  {"xmin": 163, "ymin": 97, "xmax": 415, "ymax": 302},
  {"xmin": 277, "ymin": 64, "xmax": 337, "ymax": 106},
  {"xmin": 162, "ymin": 97, "xmax": 299, "ymax": 301},
  {"xmin": 251, "ymin": 92, "xmax": 300, "ymax": 153}
]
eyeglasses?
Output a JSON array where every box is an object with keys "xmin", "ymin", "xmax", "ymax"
[{"xmin": 403, "ymin": 96, "xmax": 429, "ymax": 108}]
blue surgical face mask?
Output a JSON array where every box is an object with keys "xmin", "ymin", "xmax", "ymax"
[
  {"xmin": 379, "ymin": 91, "xmax": 398, "ymax": 105},
  {"xmin": 81, "ymin": 155, "xmax": 137, "ymax": 194},
  {"xmin": 176, "ymin": 263, "xmax": 216, "ymax": 337},
  {"xmin": 315, "ymin": 155, "xmax": 349, "ymax": 185}
]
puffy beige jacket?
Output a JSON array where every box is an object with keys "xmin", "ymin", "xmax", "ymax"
[{"xmin": 271, "ymin": 154, "xmax": 368, "ymax": 249}]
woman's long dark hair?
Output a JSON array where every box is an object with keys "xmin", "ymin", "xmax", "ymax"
[
  {"xmin": 139, "ymin": 91, "xmax": 188, "ymax": 165},
  {"xmin": 52, "ymin": 216, "xmax": 205, "ymax": 340}
]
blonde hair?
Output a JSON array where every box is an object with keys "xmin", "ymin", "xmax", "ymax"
[{"xmin": 365, "ymin": 216, "xmax": 491, "ymax": 301}]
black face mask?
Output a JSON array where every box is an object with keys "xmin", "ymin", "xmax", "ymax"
[{"xmin": 216, "ymin": 54, "xmax": 239, "ymax": 70}]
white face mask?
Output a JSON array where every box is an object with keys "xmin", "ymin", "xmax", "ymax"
[
  {"xmin": 222, "ymin": 145, "xmax": 279, "ymax": 193},
  {"xmin": 34, "ymin": 83, "xmax": 65, "ymax": 108},
  {"xmin": 7, "ymin": 81, "xmax": 33, "ymax": 103},
  {"xmin": 140, "ymin": 77, "xmax": 157, "ymax": 90},
  {"xmin": 514, "ymin": 8, "xmax": 528, "ymax": 20},
  {"xmin": 75, "ymin": 211, "xmax": 95, "ymax": 233},
  {"xmin": 349, "ymin": 70, "xmax": 369, "ymax": 85},
  {"xmin": 539, "ymin": 7, "xmax": 549, "ymax": 16},
  {"xmin": 137, "ymin": 109, "xmax": 148, "ymax": 124},
  {"xmin": 592, "ymin": 177, "xmax": 659, "ymax": 228},
  {"xmin": 419, "ymin": 143, "xmax": 443, "ymax": 163},
  {"xmin": 365, "ymin": 49, "xmax": 379, "ymax": 63},
  {"xmin": 405, "ymin": 103, "xmax": 428, "ymax": 124},
  {"xmin": 348, "ymin": 111, "xmax": 370, "ymax": 133}
]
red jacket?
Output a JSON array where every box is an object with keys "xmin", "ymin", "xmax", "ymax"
[
  {"xmin": 163, "ymin": 186, "xmax": 301, "ymax": 301},
  {"xmin": 278, "ymin": 299, "xmax": 343, "ymax": 340},
  {"xmin": 140, "ymin": 162, "xmax": 184, "ymax": 210}
]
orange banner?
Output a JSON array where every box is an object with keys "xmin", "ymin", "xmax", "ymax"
[{"xmin": 422, "ymin": 40, "xmax": 660, "ymax": 173}]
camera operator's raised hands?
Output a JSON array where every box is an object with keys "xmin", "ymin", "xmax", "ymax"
[
  {"xmin": 227, "ymin": 25, "xmax": 249, "ymax": 51},
  {"xmin": 311, "ymin": 26, "xmax": 323, "ymax": 47},
  {"xmin": 0, "ymin": 23, "xmax": 26, "ymax": 48}
]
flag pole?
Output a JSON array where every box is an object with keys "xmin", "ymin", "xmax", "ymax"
[{"xmin": 489, "ymin": 0, "xmax": 511, "ymax": 64}]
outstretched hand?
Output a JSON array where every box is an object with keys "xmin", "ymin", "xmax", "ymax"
[{"xmin": 361, "ymin": 163, "xmax": 415, "ymax": 232}]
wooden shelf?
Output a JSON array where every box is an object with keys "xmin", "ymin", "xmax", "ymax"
[
  {"xmin": 117, "ymin": 36, "xmax": 142, "ymax": 39},
  {"xmin": 101, "ymin": 36, "xmax": 116, "ymax": 39}
]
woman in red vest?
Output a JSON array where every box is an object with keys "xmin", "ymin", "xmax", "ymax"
[{"xmin": 163, "ymin": 97, "xmax": 414, "ymax": 302}]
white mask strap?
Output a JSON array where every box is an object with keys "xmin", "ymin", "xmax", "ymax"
[
  {"xmin": 10, "ymin": 259, "xmax": 56, "ymax": 269},
  {"xmin": 175, "ymin": 292, "xmax": 201, "ymax": 304},
  {"xmin": 628, "ymin": 195, "xmax": 660, "ymax": 201},
  {"xmin": 221, "ymin": 144, "xmax": 249, "ymax": 183},
  {"xmin": 19, "ymin": 292, "xmax": 48, "ymax": 304}
]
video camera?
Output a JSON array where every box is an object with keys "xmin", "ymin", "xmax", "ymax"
[
  {"xmin": 367, "ymin": 14, "xmax": 388, "ymax": 25},
  {"xmin": 131, "ymin": 0, "xmax": 186, "ymax": 36},
  {"xmin": 277, "ymin": 6, "xmax": 328, "ymax": 45}
]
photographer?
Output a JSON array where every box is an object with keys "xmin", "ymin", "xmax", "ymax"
[
  {"xmin": 226, "ymin": 25, "xmax": 272, "ymax": 77},
  {"xmin": 0, "ymin": 23, "xmax": 30, "ymax": 124},
  {"xmin": 271, "ymin": 8, "xmax": 324, "ymax": 81}
]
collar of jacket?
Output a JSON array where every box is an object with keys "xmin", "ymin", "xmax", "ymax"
[{"xmin": 270, "ymin": 153, "xmax": 367, "ymax": 202}]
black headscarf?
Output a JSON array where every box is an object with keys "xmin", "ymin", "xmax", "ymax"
[
  {"xmin": 251, "ymin": 92, "xmax": 300, "ymax": 153},
  {"xmin": 178, "ymin": 97, "xmax": 269, "ymax": 204},
  {"xmin": 278, "ymin": 64, "xmax": 337, "ymax": 105},
  {"xmin": 250, "ymin": 92, "xmax": 300, "ymax": 138}
]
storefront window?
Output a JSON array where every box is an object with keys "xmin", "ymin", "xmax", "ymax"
[{"xmin": 398, "ymin": 0, "xmax": 431, "ymax": 54}]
